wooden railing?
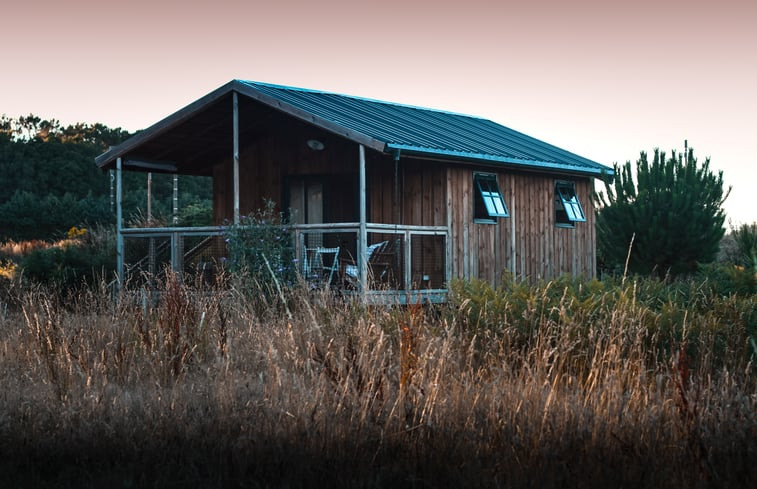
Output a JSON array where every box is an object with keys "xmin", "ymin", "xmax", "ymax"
[{"xmin": 119, "ymin": 223, "xmax": 449, "ymax": 303}]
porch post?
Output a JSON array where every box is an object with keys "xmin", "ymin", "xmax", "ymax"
[
  {"xmin": 146, "ymin": 172, "xmax": 152, "ymax": 223},
  {"xmin": 403, "ymin": 231, "xmax": 411, "ymax": 291},
  {"xmin": 170, "ymin": 231, "xmax": 182, "ymax": 273},
  {"xmin": 172, "ymin": 174, "xmax": 179, "ymax": 224},
  {"xmin": 393, "ymin": 149, "xmax": 401, "ymax": 224},
  {"xmin": 147, "ymin": 172, "xmax": 155, "ymax": 278},
  {"xmin": 358, "ymin": 144, "xmax": 368, "ymax": 297},
  {"xmin": 233, "ymin": 91, "xmax": 240, "ymax": 224},
  {"xmin": 116, "ymin": 157, "xmax": 123, "ymax": 290},
  {"xmin": 510, "ymin": 185, "xmax": 517, "ymax": 277}
]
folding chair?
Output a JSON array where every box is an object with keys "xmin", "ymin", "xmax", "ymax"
[
  {"xmin": 340, "ymin": 241, "xmax": 389, "ymax": 288},
  {"xmin": 305, "ymin": 246, "xmax": 340, "ymax": 286}
]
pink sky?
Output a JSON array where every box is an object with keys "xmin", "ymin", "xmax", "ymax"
[{"xmin": 2, "ymin": 0, "xmax": 755, "ymax": 224}]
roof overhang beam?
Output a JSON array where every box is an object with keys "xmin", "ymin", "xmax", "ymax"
[{"xmin": 123, "ymin": 158, "xmax": 178, "ymax": 172}]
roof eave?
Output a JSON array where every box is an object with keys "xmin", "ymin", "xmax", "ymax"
[{"xmin": 385, "ymin": 143, "xmax": 615, "ymax": 177}]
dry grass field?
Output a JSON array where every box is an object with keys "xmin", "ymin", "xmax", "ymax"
[{"xmin": 0, "ymin": 274, "xmax": 755, "ymax": 488}]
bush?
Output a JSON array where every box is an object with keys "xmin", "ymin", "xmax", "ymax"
[
  {"xmin": 178, "ymin": 200, "xmax": 213, "ymax": 227},
  {"xmin": 18, "ymin": 226, "xmax": 115, "ymax": 290},
  {"xmin": 449, "ymin": 274, "xmax": 756, "ymax": 369},
  {"xmin": 223, "ymin": 200, "xmax": 297, "ymax": 288},
  {"xmin": 732, "ymin": 223, "xmax": 757, "ymax": 271},
  {"xmin": 706, "ymin": 223, "xmax": 757, "ymax": 296},
  {"xmin": 697, "ymin": 262, "xmax": 756, "ymax": 297}
]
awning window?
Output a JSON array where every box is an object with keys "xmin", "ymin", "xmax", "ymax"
[
  {"xmin": 555, "ymin": 181, "xmax": 586, "ymax": 226},
  {"xmin": 474, "ymin": 173, "xmax": 509, "ymax": 222}
]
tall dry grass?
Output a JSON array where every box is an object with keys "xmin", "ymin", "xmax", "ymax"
[{"xmin": 0, "ymin": 274, "xmax": 755, "ymax": 488}]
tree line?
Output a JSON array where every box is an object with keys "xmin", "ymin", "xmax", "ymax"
[{"xmin": 0, "ymin": 115, "xmax": 211, "ymax": 241}]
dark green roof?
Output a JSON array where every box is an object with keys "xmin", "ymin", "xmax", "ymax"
[
  {"xmin": 238, "ymin": 80, "xmax": 612, "ymax": 176},
  {"xmin": 96, "ymin": 80, "xmax": 612, "ymax": 177}
]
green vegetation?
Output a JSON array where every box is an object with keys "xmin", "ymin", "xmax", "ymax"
[
  {"xmin": 597, "ymin": 146, "xmax": 728, "ymax": 278},
  {"xmin": 17, "ymin": 226, "xmax": 116, "ymax": 290},
  {"xmin": 450, "ymin": 275, "xmax": 755, "ymax": 365},
  {"xmin": 0, "ymin": 274, "xmax": 754, "ymax": 488},
  {"xmin": 0, "ymin": 114, "xmax": 212, "ymax": 241},
  {"xmin": 695, "ymin": 222, "xmax": 757, "ymax": 296},
  {"xmin": 731, "ymin": 223, "xmax": 757, "ymax": 273},
  {"xmin": 0, "ymin": 226, "xmax": 116, "ymax": 294},
  {"xmin": 0, "ymin": 114, "xmax": 215, "ymax": 290},
  {"xmin": 176, "ymin": 200, "xmax": 214, "ymax": 227},
  {"xmin": 223, "ymin": 200, "xmax": 297, "ymax": 287}
]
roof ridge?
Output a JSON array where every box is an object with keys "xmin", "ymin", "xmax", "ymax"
[{"xmin": 237, "ymin": 79, "xmax": 491, "ymax": 122}]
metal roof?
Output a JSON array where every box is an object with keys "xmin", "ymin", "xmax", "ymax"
[
  {"xmin": 236, "ymin": 80, "xmax": 613, "ymax": 176},
  {"xmin": 96, "ymin": 80, "xmax": 613, "ymax": 177}
]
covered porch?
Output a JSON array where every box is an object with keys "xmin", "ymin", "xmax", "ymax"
[{"xmin": 100, "ymin": 83, "xmax": 450, "ymax": 303}]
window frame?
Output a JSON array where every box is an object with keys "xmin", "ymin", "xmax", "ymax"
[
  {"xmin": 554, "ymin": 180, "xmax": 586, "ymax": 228},
  {"xmin": 473, "ymin": 172, "xmax": 509, "ymax": 224}
]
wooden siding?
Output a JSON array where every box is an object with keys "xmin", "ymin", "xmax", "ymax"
[
  {"xmin": 208, "ymin": 101, "xmax": 597, "ymax": 283},
  {"xmin": 367, "ymin": 158, "xmax": 446, "ymax": 226},
  {"xmin": 212, "ymin": 117, "xmax": 359, "ymax": 224},
  {"xmin": 447, "ymin": 167, "xmax": 596, "ymax": 282},
  {"xmin": 365, "ymin": 157, "xmax": 596, "ymax": 282}
]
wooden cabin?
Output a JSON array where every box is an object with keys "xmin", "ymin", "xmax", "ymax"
[{"xmin": 95, "ymin": 80, "xmax": 613, "ymax": 302}]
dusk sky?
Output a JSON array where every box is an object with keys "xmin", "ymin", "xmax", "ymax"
[{"xmin": 2, "ymin": 0, "xmax": 755, "ymax": 224}]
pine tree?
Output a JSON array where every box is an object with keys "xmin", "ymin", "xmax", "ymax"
[{"xmin": 596, "ymin": 146, "xmax": 729, "ymax": 278}]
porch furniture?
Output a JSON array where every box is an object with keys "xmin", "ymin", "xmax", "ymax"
[
  {"xmin": 304, "ymin": 246, "xmax": 340, "ymax": 286},
  {"xmin": 341, "ymin": 240, "xmax": 398, "ymax": 288}
]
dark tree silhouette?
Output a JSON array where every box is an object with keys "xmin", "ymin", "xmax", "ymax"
[{"xmin": 596, "ymin": 146, "xmax": 729, "ymax": 278}]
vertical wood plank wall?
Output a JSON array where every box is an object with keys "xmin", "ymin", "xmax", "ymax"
[
  {"xmin": 368, "ymin": 158, "xmax": 596, "ymax": 281},
  {"xmin": 447, "ymin": 167, "xmax": 596, "ymax": 282},
  {"xmin": 212, "ymin": 126, "xmax": 358, "ymax": 223},
  {"xmin": 367, "ymin": 158, "xmax": 446, "ymax": 226},
  {"xmin": 212, "ymin": 123, "xmax": 597, "ymax": 282}
]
